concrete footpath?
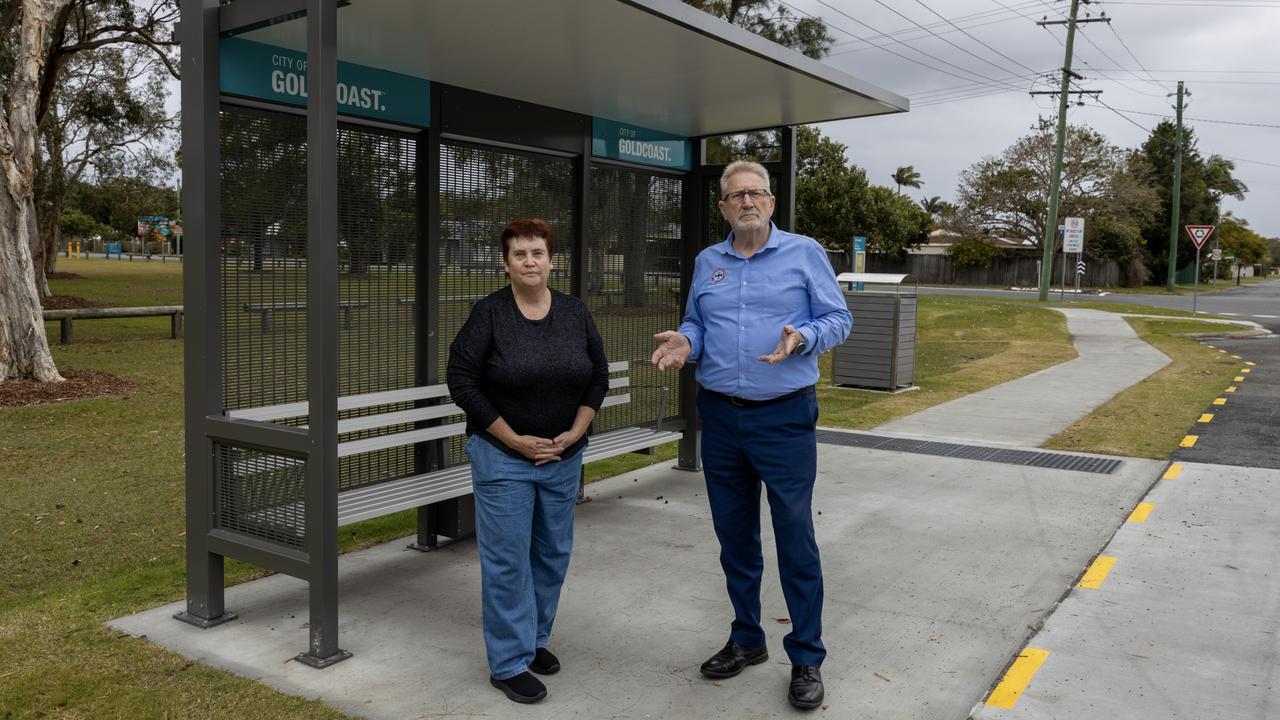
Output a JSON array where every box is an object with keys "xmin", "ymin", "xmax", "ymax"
[
  {"xmin": 109, "ymin": 308, "xmax": 1237, "ymax": 719},
  {"xmin": 973, "ymin": 327, "xmax": 1280, "ymax": 720},
  {"xmin": 877, "ymin": 308, "xmax": 1170, "ymax": 446}
]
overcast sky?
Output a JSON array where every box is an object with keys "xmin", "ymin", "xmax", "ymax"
[{"xmin": 786, "ymin": 0, "xmax": 1280, "ymax": 238}]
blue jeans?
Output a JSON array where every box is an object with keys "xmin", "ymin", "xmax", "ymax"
[
  {"xmin": 466, "ymin": 434, "xmax": 581, "ymax": 679},
  {"xmin": 697, "ymin": 388, "xmax": 826, "ymax": 667}
]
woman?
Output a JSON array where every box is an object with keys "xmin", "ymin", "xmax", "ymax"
[{"xmin": 446, "ymin": 218, "xmax": 609, "ymax": 704}]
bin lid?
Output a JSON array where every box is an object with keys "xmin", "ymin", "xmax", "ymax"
[{"xmin": 836, "ymin": 273, "xmax": 916, "ymax": 285}]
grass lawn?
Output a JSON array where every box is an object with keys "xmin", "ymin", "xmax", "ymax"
[
  {"xmin": 1043, "ymin": 318, "xmax": 1250, "ymax": 458},
  {"xmin": 13, "ymin": 260, "xmax": 1233, "ymax": 717}
]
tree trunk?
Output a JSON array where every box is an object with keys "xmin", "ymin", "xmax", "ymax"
[
  {"xmin": 0, "ymin": 0, "xmax": 72, "ymax": 382},
  {"xmin": 621, "ymin": 174, "xmax": 651, "ymax": 308}
]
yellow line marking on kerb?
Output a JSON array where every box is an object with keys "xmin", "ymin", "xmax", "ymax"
[
  {"xmin": 1213, "ymin": 398, "xmax": 1227, "ymax": 406},
  {"xmin": 1128, "ymin": 502, "xmax": 1155, "ymax": 523},
  {"xmin": 1199, "ymin": 413, "xmax": 1215, "ymax": 423},
  {"xmin": 1234, "ymin": 376, "xmax": 1245, "ymax": 382},
  {"xmin": 1232, "ymin": 355, "xmax": 1242, "ymax": 359},
  {"xmin": 1246, "ymin": 361, "xmax": 1257, "ymax": 366},
  {"xmin": 986, "ymin": 648, "xmax": 1050, "ymax": 709},
  {"xmin": 1079, "ymin": 556, "xmax": 1118, "ymax": 589},
  {"xmin": 1218, "ymin": 349, "xmax": 1227, "ymax": 353},
  {"xmin": 1227, "ymin": 386, "xmax": 1237, "ymax": 393},
  {"xmin": 1242, "ymin": 368, "xmax": 1251, "ymax": 374},
  {"xmin": 1163, "ymin": 463, "xmax": 1183, "ymax": 480},
  {"xmin": 1180, "ymin": 435, "xmax": 1199, "ymax": 448}
]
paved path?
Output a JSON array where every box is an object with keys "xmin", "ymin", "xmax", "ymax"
[
  {"xmin": 972, "ymin": 461, "xmax": 1280, "ymax": 720},
  {"xmin": 108, "ymin": 306, "xmax": 1206, "ymax": 719},
  {"xmin": 876, "ymin": 308, "xmax": 1171, "ymax": 446}
]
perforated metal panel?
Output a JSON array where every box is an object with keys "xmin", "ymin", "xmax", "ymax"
[
  {"xmin": 589, "ymin": 165, "xmax": 683, "ymax": 432},
  {"xmin": 215, "ymin": 443, "xmax": 306, "ymax": 547},
  {"xmin": 437, "ymin": 141, "xmax": 576, "ymax": 462},
  {"xmin": 219, "ymin": 106, "xmax": 421, "ymax": 492}
]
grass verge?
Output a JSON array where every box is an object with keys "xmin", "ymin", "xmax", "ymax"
[{"xmin": 1043, "ymin": 318, "xmax": 1248, "ymax": 458}]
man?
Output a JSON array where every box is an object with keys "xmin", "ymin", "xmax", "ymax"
[{"xmin": 652, "ymin": 160, "xmax": 851, "ymax": 710}]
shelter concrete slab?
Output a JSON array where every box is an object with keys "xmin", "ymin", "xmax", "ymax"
[
  {"xmin": 973, "ymin": 461, "xmax": 1280, "ymax": 720},
  {"xmin": 112, "ymin": 441, "xmax": 1162, "ymax": 720},
  {"xmin": 875, "ymin": 309, "xmax": 1170, "ymax": 447}
]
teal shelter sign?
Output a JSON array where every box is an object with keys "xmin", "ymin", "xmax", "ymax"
[
  {"xmin": 592, "ymin": 118, "xmax": 691, "ymax": 171},
  {"xmin": 219, "ymin": 37, "xmax": 430, "ymax": 127}
]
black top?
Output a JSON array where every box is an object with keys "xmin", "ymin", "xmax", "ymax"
[{"xmin": 446, "ymin": 286, "xmax": 610, "ymax": 461}]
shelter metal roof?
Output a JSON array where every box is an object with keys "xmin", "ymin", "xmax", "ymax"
[{"xmin": 231, "ymin": 0, "xmax": 908, "ymax": 137}]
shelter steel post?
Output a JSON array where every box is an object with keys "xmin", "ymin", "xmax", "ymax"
[
  {"xmin": 775, "ymin": 126, "xmax": 797, "ymax": 231},
  {"xmin": 298, "ymin": 0, "xmax": 349, "ymax": 668},
  {"xmin": 175, "ymin": 0, "xmax": 235, "ymax": 630},
  {"xmin": 412, "ymin": 84, "xmax": 443, "ymax": 551},
  {"xmin": 676, "ymin": 139, "xmax": 706, "ymax": 471}
]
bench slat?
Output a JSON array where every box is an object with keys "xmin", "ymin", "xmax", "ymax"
[
  {"xmin": 338, "ymin": 422, "xmax": 467, "ymax": 458},
  {"xmin": 228, "ymin": 384, "xmax": 451, "ymax": 422},
  {"xmin": 584, "ymin": 426, "xmax": 682, "ymax": 464},
  {"xmin": 330, "ymin": 404, "xmax": 462, "ymax": 434},
  {"xmin": 337, "ymin": 468, "xmax": 473, "ymax": 526}
]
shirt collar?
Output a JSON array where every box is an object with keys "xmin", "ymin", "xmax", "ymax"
[{"xmin": 713, "ymin": 222, "xmax": 782, "ymax": 259}]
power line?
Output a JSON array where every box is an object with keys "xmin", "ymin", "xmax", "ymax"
[
  {"xmin": 910, "ymin": 0, "xmax": 1043, "ymax": 74},
  {"xmin": 801, "ymin": 0, "xmax": 1030, "ymax": 92},
  {"xmin": 1104, "ymin": 18, "xmax": 1161, "ymax": 85},
  {"xmin": 826, "ymin": 0, "xmax": 1052, "ymax": 55},
  {"xmin": 1108, "ymin": 107, "xmax": 1280, "ymax": 129},
  {"xmin": 1084, "ymin": 96, "xmax": 1154, "ymax": 133}
]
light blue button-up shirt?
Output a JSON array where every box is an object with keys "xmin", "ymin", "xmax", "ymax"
[{"xmin": 678, "ymin": 224, "xmax": 852, "ymax": 401}]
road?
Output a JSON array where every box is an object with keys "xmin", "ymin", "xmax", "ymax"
[{"xmin": 918, "ymin": 278, "xmax": 1280, "ymax": 332}]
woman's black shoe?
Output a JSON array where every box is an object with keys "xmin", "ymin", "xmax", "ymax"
[
  {"xmin": 530, "ymin": 647, "xmax": 561, "ymax": 675},
  {"xmin": 490, "ymin": 672, "xmax": 547, "ymax": 703}
]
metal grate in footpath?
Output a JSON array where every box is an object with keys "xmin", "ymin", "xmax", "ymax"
[{"xmin": 817, "ymin": 430, "xmax": 1123, "ymax": 475}]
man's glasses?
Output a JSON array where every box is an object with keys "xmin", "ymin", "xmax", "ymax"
[{"xmin": 722, "ymin": 188, "xmax": 773, "ymax": 204}]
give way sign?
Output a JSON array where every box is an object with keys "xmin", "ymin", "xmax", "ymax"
[{"xmin": 1185, "ymin": 225, "xmax": 1215, "ymax": 249}]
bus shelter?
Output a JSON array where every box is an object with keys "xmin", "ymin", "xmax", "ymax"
[{"xmin": 178, "ymin": 0, "xmax": 907, "ymax": 667}]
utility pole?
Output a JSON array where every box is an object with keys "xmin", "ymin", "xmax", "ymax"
[
  {"xmin": 1166, "ymin": 81, "xmax": 1186, "ymax": 291},
  {"xmin": 1036, "ymin": 2, "xmax": 1110, "ymax": 301}
]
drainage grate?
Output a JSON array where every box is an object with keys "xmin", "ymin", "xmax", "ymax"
[{"xmin": 816, "ymin": 430, "xmax": 1124, "ymax": 475}]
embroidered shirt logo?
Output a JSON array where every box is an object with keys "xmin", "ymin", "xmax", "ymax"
[{"xmin": 710, "ymin": 267, "xmax": 727, "ymax": 285}]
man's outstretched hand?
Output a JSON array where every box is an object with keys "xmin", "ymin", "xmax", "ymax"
[
  {"xmin": 758, "ymin": 324, "xmax": 804, "ymax": 364},
  {"xmin": 651, "ymin": 330, "xmax": 692, "ymax": 371}
]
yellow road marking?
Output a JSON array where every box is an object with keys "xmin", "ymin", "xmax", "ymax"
[
  {"xmin": 1246, "ymin": 361, "xmax": 1256, "ymax": 366},
  {"xmin": 1242, "ymin": 368, "xmax": 1251, "ymax": 374},
  {"xmin": 1199, "ymin": 413, "xmax": 1215, "ymax": 423},
  {"xmin": 1218, "ymin": 349, "xmax": 1227, "ymax": 353},
  {"xmin": 1207, "ymin": 344, "xmax": 1217, "ymax": 348},
  {"xmin": 1163, "ymin": 463, "xmax": 1183, "ymax": 480},
  {"xmin": 986, "ymin": 648, "xmax": 1051, "ymax": 708},
  {"xmin": 1234, "ymin": 376, "xmax": 1245, "ymax": 382},
  {"xmin": 1127, "ymin": 502, "xmax": 1155, "ymax": 523},
  {"xmin": 1079, "ymin": 556, "xmax": 1118, "ymax": 589},
  {"xmin": 1227, "ymin": 386, "xmax": 1237, "ymax": 393},
  {"xmin": 1180, "ymin": 435, "xmax": 1199, "ymax": 448},
  {"xmin": 1213, "ymin": 398, "xmax": 1227, "ymax": 405},
  {"xmin": 1232, "ymin": 355, "xmax": 1242, "ymax": 359}
]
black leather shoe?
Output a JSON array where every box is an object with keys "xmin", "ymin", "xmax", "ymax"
[
  {"xmin": 699, "ymin": 640, "xmax": 769, "ymax": 679},
  {"xmin": 788, "ymin": 665, "xmax": 824, "ymax": 709},
  {"xmin": 530, "ymin": 647, "xmax": 560, "ymax": 675},
  {"xmin": 490, "ymin": 672, "xmax": 547, "ymax": 703}
]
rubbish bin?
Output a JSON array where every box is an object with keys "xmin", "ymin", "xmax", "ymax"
[{"xmin": 832, "ymin": 273, "xmax": 917, "ymax": 391}]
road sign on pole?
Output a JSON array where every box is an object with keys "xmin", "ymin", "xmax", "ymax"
[
  {"xmin": 1185, "ymin": 225, "xmax": 1215, "ymax": 249},
  {"xmin": 1063, "ymin": 217, "xmax": 1084, "ymax": 253},
  {"xmin": 1076, "ymin": 259, "xmax": 1086, "ymax": 275}
]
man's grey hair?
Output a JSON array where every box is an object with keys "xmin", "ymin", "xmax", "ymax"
[{"xmin": 719, "ymin": 160, "xmax": 770, "ymax": 197}]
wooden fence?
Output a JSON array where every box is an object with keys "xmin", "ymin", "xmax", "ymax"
[{"xmin": 853, "ymin": 253, "xmax": 1123, "ymax": 288}]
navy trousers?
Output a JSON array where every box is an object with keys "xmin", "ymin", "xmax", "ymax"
[{"xmin": 697, "ymin": 388, "xmax": 826, "ymax": 667}]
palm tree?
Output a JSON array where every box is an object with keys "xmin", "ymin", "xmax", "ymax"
[
  {"xmin": 919, "ymin": 195, "xmax": 943, "ymax": 216},
  {"xmin": 892, "ymin": 165, "xmax": 923, "ymax": 195}
]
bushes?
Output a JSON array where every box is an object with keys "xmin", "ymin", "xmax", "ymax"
[{"xmin": 948, "ymin": 237, "xmax": 1003, "ymax": 270}]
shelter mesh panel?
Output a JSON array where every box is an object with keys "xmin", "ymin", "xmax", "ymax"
[
  {"xmin": 215, "ymin": 443, "xmax": 305, "ymax": 547},
  {"xmin": 219, "ymin": 106, "xmax": 420, "ymax": 494},
  {"xmin": 437, "ymin": 142, "xmax": 575, "ymax": 464},
  {"xmin": 589, "ymin": 166, "xmax": 682, "ymax": 432}
]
